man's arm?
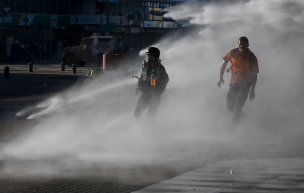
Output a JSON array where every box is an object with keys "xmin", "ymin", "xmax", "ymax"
[
  {"xmin": 136, "ymin": 68, "xmax": 144, "ymax": 95},
  {"xmin": 154, "ymin": 65, "xmax": 169, "ymax": 93},
  {"xmin": 249, "ymin": 73, "xmax": 257, "ymax": 100},
  {"xmin": 217, "ymin": 60, "xmax": 228, "ymax": 88}
]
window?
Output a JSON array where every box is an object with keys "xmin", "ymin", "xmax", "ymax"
[
  {"xmin": 28, "ymin": 0, "xmax": 43, "ymax": 13},
  {"xmin": 153, "ymin": 7, "xmax": 164, "ymax": 20},
  {"xmin": 96, "ymin": 1, "xmax": 105, "ymax": 14},
  {"xmin": 7, "ymin": 0, "xmax": 30, "ymax": 13},
  {"xmin": 110, "ymin": 4, "xmax": 119, "ymax": 15},
  {"xmin": 45, "ymin": 0, "xmax": 51, "ymax": 14},
  {"xmin": 37, "ymin": 0, "xmax": 43, "ymax": 13},
  {"xmin": 135, "ymin": 5, "xmax": 143, "ymax": 13},
  {"xmin": 16, "ymin": 0, "xmax": 24, "ymax": 12},
  {"xmin": 52, "ymin": 0, "xmax": 58, "ymax": 14},
  {"xmin": 24, "ymin": 0, "xmax": 30, "ymax": 12},
  {"xmin": 31, "ymin": 0, "xmax": 38, "ymax": 13},
  {"xmin": 58, "ymin": 0, "xmax": 69, "ymax": 15},
  {"xmin": 96, "ymin": 2, "xmax": 117, "ymax": 15},
  {"xmin": 70, "ymin": 0, "xmax": 82, "ymax": 14},
  {"xmin": 7, "ymin": 0, "xmax": 15, "ymax": 12}
]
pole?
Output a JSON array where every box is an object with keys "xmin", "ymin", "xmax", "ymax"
[
  {"xmin": 61, "ymin": 62, "xmax": 65, "ymax": 71},
  {"xmin": 4, "ymin": 66, "xmax": 9, "ymax": 78},
  {"xmin": 29, "ymin": 62, "xmax": 33, "ymax": 72},
  {"xmin": 72, "ymin": 63, "xmax": 76, "ymax": 74}
]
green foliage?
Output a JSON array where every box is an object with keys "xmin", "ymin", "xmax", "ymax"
[{"xmin": 84, "ymin": 67, "xmax": 103, "ymax": 83}]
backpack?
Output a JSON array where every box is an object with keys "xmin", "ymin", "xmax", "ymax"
[{"xmin": 226, "ymin": 48, "xmax": 255, "ymax": 73}]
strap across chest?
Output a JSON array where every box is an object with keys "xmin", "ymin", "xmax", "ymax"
[
  {"xmin": 230, "ymin": 48, "xmax": 254, "ymax": 71},
  {"xmin": 143, "ymin": 61, "xmax": 163, "ymax": 76}
]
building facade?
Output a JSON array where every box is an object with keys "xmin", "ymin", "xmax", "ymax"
[
  {"xmin": 70, "ymin": 0, "xmax": 198, "ymax": 54},
  {"xmin": 0, "ymin": 0, "xmax": 199, "ymax": 60}
]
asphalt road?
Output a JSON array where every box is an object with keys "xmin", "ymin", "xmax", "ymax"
[{"xmin": 0, "ymin": 63, "xmax": 304, "ymax": 192}]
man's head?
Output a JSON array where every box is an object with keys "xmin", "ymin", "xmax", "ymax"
[
  {"xmin": 146, "ymin": 47, "xmax": 160, "ymax": 63},
  {"xmin": 238, "ymin": 36, "xmax": 249, "ymax": 52}
]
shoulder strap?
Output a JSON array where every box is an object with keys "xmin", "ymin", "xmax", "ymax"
[
  {"xmin": 230, "ymin": 48, "xmax": 239, "ymax": 61},
  {"xmin": 226, "ymin": 48, "xmax": 238, "ymax": 73},
  {"xmin": 249, "ymin": 51, "xmax": 254, "ymax": 71}
]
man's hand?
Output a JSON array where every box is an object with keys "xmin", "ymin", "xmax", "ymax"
[
  {"xmin": 249, "ymin": 89, "xmax": 255, "ymax": 100},
  {"xmin": 250, "ymin": 73, "xmax": 257, "ymax": 101},
  {"xmin": 218, "ymin": 60, "xmax": 228, "ymax": 88},
  {"xmin": 217, "ymin": 78, "xmax": 224, "ymax": 88}
]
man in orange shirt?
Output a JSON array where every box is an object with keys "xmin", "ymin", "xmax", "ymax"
[{"xmin": 217, "ymin": 37, "xmax": 259, "ymax": 124}]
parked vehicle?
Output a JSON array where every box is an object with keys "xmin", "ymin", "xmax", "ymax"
[{"xmin": 62, "ymin": 35, "xmax": 124, "ymax": 67}]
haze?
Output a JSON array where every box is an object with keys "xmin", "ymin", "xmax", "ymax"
[{"xmin": 1, "ymin": 0, "xmax": 304, "ymax": 179}]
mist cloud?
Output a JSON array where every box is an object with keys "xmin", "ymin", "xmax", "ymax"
[{"xmin": 1, "ymin": 0, "xmax": 304, "ymax": 178}]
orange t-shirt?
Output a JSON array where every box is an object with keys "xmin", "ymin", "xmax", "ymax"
[{"xmin": 223, "ymin": 49, "xmax": 259, "ymax": 84}]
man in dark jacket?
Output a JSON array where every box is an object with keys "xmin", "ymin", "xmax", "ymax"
[{"xmin": 134, "ymin": 47, "xmax": 169, "ymax": 126}]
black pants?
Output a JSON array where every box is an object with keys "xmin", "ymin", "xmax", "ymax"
[
  {"xmin": 134, "ymin": 93, "xmax": 161, "ymax": 123},
  {"xmin": 227, "ymin": 82, "xmax": 251, "ymax": 124}
]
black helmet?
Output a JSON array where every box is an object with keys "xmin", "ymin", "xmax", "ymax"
[{"xmin": 146, "ymin": 47, "xmax": 160, "ymax": 59}]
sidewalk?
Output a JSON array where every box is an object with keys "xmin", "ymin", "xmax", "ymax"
[
  {"xmin": 0, "ymin": 63, "xmax": 89, "ymax": 100},
  {"xmin": 0, "ymin": 59, "xmax": 62, "ymax": 65},
  {"xmin": 134, "ymin": 158, "xmax": 304, "ymax": 193}
]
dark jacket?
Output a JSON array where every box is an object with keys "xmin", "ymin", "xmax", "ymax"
[{"xmin": 138, "ymin": 60, "xmax": 169, "ymax": 94}]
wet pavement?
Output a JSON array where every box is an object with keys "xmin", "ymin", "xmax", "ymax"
[
  {"xmin": 1, "ymin": 138, "xmax": 304, "ymax": 192},
  {"xmin": 134, "ymin": 158, "xmax": 304, "ymax": 193},
  {"xmin": 0, "ymin": 63, "xmax": 123, "ymax": 117}
]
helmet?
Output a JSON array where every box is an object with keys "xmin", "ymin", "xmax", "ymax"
[{"xmin": 146, "ymin": 47, "xmax": 160, "ymax": 59}]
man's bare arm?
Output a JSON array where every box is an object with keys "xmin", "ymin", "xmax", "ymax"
[
  {"xmin": 217, "ymin": 60, "xmax": 228, "ymax": 88},
  {"xmin": 251, "ymin": 73, "xmax": 257, "ymax": 90},
  {"xmin": 249, "ymin": 73, "xmax": 257, "ymax": 100}
]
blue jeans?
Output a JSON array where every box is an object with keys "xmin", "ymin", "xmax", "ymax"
[{"xmin": 226, "ymin": 82, "xmax": 251, "ymax": 124}]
